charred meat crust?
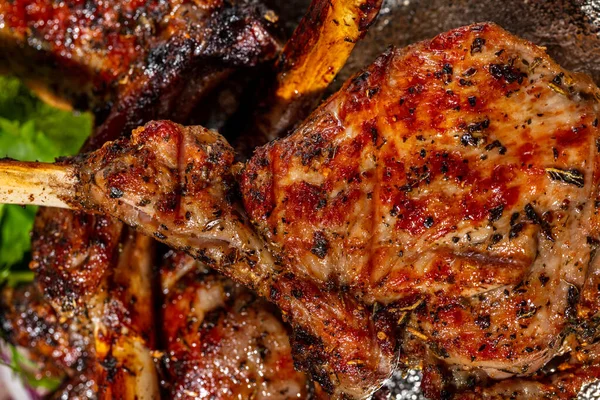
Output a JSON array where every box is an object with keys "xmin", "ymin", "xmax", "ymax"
[
  {"xmin": 30, "ymin": 210, "xmax": 123, "ymax": 312},
  {"xmin": 240, "ymin": 22, "xmax": 600, "ymax": 397},
  {"xmin": 0, "ymin": 284, "xmax": 95, "ymax": 378},
  {"xmin": 160, "ymin": 251, "xmax": 309, "ymax": 399},
  {"xmin": 0, "ymin": 0, "xmax": 280, "ymax": 145}
]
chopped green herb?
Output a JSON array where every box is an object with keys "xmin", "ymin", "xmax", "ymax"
[
  {"xmin": 546, "ymin": 167, "xmax": 584, "ymax": 188},
  {"xmin": 0, "ymin": 75, "xmax": 92, "ymax": 281}
]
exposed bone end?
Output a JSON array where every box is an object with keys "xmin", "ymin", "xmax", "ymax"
[{"xmin": 0, "ymin": 159, "xmax": 78, "ymax": 209}]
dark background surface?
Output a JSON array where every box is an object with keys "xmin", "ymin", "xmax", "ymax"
[{"xmin": 271, "ymin": 0, "xmax": 600, "ymax": 87}]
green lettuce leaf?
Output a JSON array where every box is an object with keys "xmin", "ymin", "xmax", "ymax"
[{"xmin": 0, "ymin": 76, "xmax": 93, "ymax": 275}]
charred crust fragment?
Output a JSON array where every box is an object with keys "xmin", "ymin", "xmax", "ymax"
[
  {"xmin": 311, "ymin": 231, "xmax": 329, "ymax": 259},
  {"xmin": 524, "ymin": 203, "xmax": 554, "ymax": 241},
  {"xmin": 291, "ymin": 328, "xmax": 333, "ymax": 393},
  {"xmin": 489, "ymin": 63, "xmax": 526, "ymax": 84}
]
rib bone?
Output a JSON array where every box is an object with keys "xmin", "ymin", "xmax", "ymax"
[{"xmin": 0, "ymin": 161, "xmax": 76, "ymax": 209}]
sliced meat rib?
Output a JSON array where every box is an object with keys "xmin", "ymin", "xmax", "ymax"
[
  {"xmin": 0, "ymin": 283, "xmax": 95, "ymax": 382},
  {"xmin": 160, "ymin": 251, "xmax": 308, "ymax": 399},
  {"xmin": 28, "ymin": 209, "xmax": 159, "ymax": 399},
  {"xmin": 57, "ymin": 121, "xmax": 396, "ymax": 398},
  {"xmin": 0, "ymin": 0, "xmax": 279, "ymax": 145},
  {"xmin": 3, "ymin": 22, "xmax": 600, "ymax": 398}
]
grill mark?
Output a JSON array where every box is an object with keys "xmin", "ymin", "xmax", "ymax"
[
  {"xmin": 365, "ymin": 120, "xmax": 382, "ymax": 286},
  {"xmin": 175, "ymin": 126, "xmax": 185, "ymax": 223},
  {"xmin": 270, "ymin": 144, "xmax": 281, "ymax": 236}
]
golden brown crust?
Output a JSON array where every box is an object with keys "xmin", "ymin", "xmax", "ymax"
[
  {"xmin": 0, "ymin": 283, "xmax": 95, "ymax": 377},
  {"xmin": 241, "ymin": 22, "xmax": 600, "ymax": 396},
  {"xmin": 0, "ymin": 0, "xmax": 280, "ymax": 144},
  {"xmin": 160, "ymin": 251, "xmax": 309, "ymax": 399},
  {"xmin": 234, "ymin": 0, "xmax": 382, "ymax": 155},
  {"xmin": 68, "ymin": 120, "xmax": 397, "ymax": 398}
]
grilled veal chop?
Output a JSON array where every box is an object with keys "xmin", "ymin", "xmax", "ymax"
[
  {"xmin": 0, "ymin": 0, "xmax": 280, "ymax": 146},
  {"xmin": 2, "ymin": 22, "xmax": 600, "ymax": 398},
  {"xmin": 160, "ymin": 251, "xmax": 310, "ymax": 399}
]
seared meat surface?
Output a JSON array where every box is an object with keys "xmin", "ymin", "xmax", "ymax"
[
  {"xmin": 0, "ymin": 1, "xmax": 278, "ymax": 397},
  {"xmin": 25, "ymin": 209, "xmax": 159, "ymax": 399},
  {"xmin": 0, "ymin": 283, "xmax": 95, "ymax": 381},
  {"xmin": 31, "ymin": 211, "xmax": 122, "ymax": 313},
  {"xmin": 0, "ymin": 0, "xmax": 279, "ymax": 145},
  {"xmin": 3, "ymin": 22, "xmax": 600, "ymax": 398},
  {"xmin": 242, "ymin": 21, "xmax": 600, "ymax": 393},
  {"xmin": 66, "ymin": 121, "xmax": 395, "ymax": 398},
  {"xmin": 160, "ymin": 251, "xmax": 308, "ymax": 399}
]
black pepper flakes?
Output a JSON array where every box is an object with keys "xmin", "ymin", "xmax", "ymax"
[
  {"xmin": 489, "ymin": 63, "xmax": 526, "ymax": 84},
  {"xmin": 475, "ymin": 314, "xmax": 491, "ymax": 329},
  {"xmin": 463, "ymin": 67, "xmax": 477, "ymax": 77},
  {"xmin": 552, "ymin": 72, "xmax": 564, "ymax": 86},
  {"xmin": 488, "ymin": 205, "xmax": 504, "ymax": 222},
  {"xmin": 109, "ymin": 187, "xmax": 124, "ymax": 199},
  {"xmin": 489, "ymin": 233, "xmax": 503, "ymax": 246},
  {"xmin": 311, "ymin": 231, "xmax": 329, "ymax": 259},
  {"xmin": 424, "ymin": 216, "xmax": 434, "ymax": 228},
  {"xmin": 470, "ymin": 37, "xmax": 486, "ymax": 54},
  {"xmin": 367, "ymin": 87, "xmax": 380, "ymax": 98},
  {"xmin": 509, "ymin": 223, "xmax": 524, "ymax": 239},
  {"xmin": 524, "ymin": 203, "xmax": 554, "ymax": 241},
  {"xmin": 510, "ymin": 212, "xmax": 520, "ymax": 226}
]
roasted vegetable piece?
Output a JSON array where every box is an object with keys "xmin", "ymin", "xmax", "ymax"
[{"xmin": 235, "ymin": 0, "xmax": 382, "ymax": 154}]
